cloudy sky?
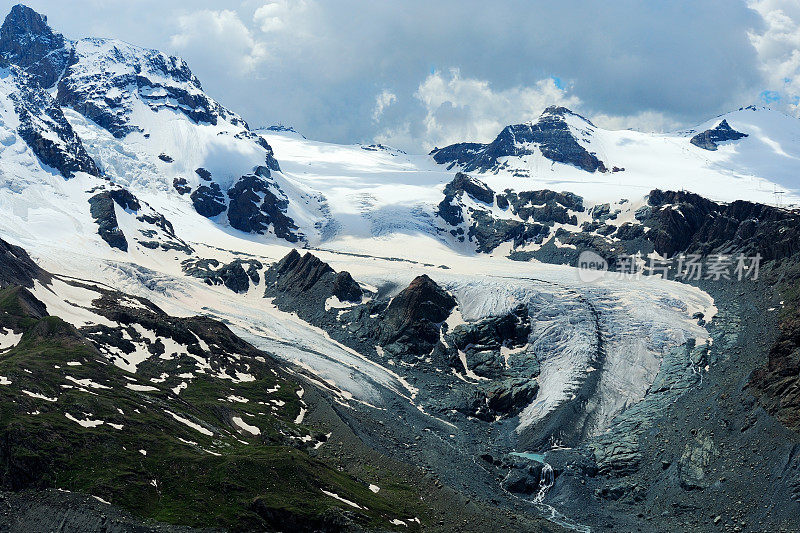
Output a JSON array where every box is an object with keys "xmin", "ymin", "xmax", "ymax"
[{"xmin": 6, "ymin": 1, "xmax": 800, "ymax": 152}]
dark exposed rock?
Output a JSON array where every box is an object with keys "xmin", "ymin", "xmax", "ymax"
[
  {"xmin": 86, "ymin": 188, "xmax": 185, "ymax": 254},
  {"xmin": 644, "ymin": 189, "xmax": 800, "ymax": 260},
  {"xmin": 234, "ymin": 131, "xmax": 280, "ymax": 171},
  {"xmin": 10, "ymin": 72, "xmax": 99, "ymax": 179},
  {"xmin": 0, "ymin": 237, "xmax": 49, "ymax": 289},
  {"xmin": 379, "ymin": 275, "xmax": 455, "ymax": 356},
  {"xmin": 217, "ymin": 261, "xmax": 249, "ymax": 293},
  {"xmin": 182, "ymin": 257, "xmax": 262, "ymax": 293},
  {"xmin": 190, "ymin": 183, "xmax": 226, "ymax": 218},
  {"xmin": 448, "ymin": 304, "xmax": 531, "ymax": 379},
  {"xmin": 436, "ymin": 175, "xmax": 558, "ymax": 253},
  {"xmin": 690, "ymin": 119, "xmax": 747, "ymax": 151},
  {"xmin": 157, "ymin": 153, "xmax": 173, "ymax": 163},
  {"xmin": 468, "ymin": 212, "xmax": 550, "ymax": 253},
  {"xmin": 596, "ymin": 224, "xmax": 616, "ymax": 236},
  {"xmin": 436, "ymin": 196, "xmax": 464, "ymax": 227},
  {"xmin": 429, "ymin": 142, "xmax": 484, "ymax": 169},
  {"xmin": 268, "ymin": 250, "xmax": 333, "ymax": 295},
  {"xmin": 751, "ymin": 266, "xmax": 800, "ymax": 431},
  {"xmin": 88, "ymin": 190, "xmax": 139, "ymax": 251},
  {"xmin": 443, "ymin": 172, "xmax": 495, "ymax": 205},
  {"xmin": 194, "ymin": 167, "xmax": 212, "ymax": 181},
  {"xmin": 172, "ymin": 177, "xmax": 190, "ymax": 195},
  {"xmin": 501, "ymin": 456, "xmax": 549, "ymax": 495},
  {"xmin": 500, "ymin": 189, "xmax": 582, "ymax": 224},
  {"xmin": 678, "ymin": 430, "xmax": 719, "ymax": 490},
  {"xmin": 226, "ymin": 167, "xmax": 300, "ymax": 242},
  {"xmin": 430, "ymin": 106, "xmax": 609, "ymax": 173},
  {"xmin": 135, "ymin": 211, "xmax": 193, "ymax": 255},
  {"xmin": 486, "ymin": 379, "xmax": 539, "ymax": 415},
  {"xmin": 331, "ymin": 271, "xmax": 362, "ymax": 302},
  {"xmin": 644, "ymin": 190, "xmax": 720, "ymax": 257},
  {"xmin": 634, "ymin": 205, "xmax": 652, "ymax": 221},
  {"xmin": 263, "ymin": 251, "xmax": 365, "ymax": 325},
  {"xmin": 264, "ymin": 124, "xmax": 303, "ymax": 136},
  {"xmin": 0, "ymin": 4, "xmax": 72, "ymax": 89},
  {"xmin": 436, "ymin": 172, "xmax": 496, "ymax": 228},
  {"xmin": 615, "ymin": 222, "xmax": 645, "ymax": 241},
  {"xmin": 589, "ymin": 203, "xmax": 610, "ymax": 220}
]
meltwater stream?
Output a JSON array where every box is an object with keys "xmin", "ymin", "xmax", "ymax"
[{"xmin": 509, "ymin": 452, "xmax": 591, "ymax": 533}]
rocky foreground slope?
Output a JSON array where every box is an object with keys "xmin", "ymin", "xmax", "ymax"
[{"xmin": 0, "ymin": 236, "xmax": 571, "ymax": 532}]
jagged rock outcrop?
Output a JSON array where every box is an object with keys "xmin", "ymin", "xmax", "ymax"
[
  {"xmin": 195, "ymin": 168, "xmax": 212, "ymax": 181},
  {"xmin": 645, "ymin": 189, "xmax": 800, "ymax": 260},
  {"xmin": 88, "ymin": 189, "xmax": 140, "ymax": 251},
  {"xmin": 190, "ymin": 183, "xmax": 226, "ymax": 218},
  {"xmin": 379, "ymin": 274, "xmax": 455, "ymax": 356},
  {"xmin": 430, "ymin": 142, "xmax": 483, "ymax": 169},
  {"xmin": 9, "ymin": 72, "xmax": 99, "ymax": 179},
  {"xmin": 690, "ymin": 119, "xmax": 747, "ymax": 151},
  {"xmin": 264, "ymin": 250, "xmax": 362, "ymax": 308},
  {"xmin": 444, "ymin": 172, "xmax": 495, "ymax": 205},
  {"xmin": 436, "ymin": 174, "xmax": 559, "ymax": 253},
  {"xmin": 182, "ymin": 258, "xmax": 263, "ymax": 293},
  {"xmin": 172, "ymin": 177, "xmax": 190, "ymax": 195},
  {"xmin": 331, "ymin": 271, "xmax": 362, "ymax": 302},
  {"xmin": 0, "ymin": 4, "xmax": 72, "ymax": 88},
  {"xmin": 447, "ymin": 304, "xmax": 531, "ymax": 379},
  {"xmin": 468, "ymin": 212, "xmax": 551, "ymax": 253},
  {"xmin": 431, "ymin": 106, "xmax": 609, "ymax": 173},
  {"xmin": 498, "ymin": 189, "xmax": 583, "ymax": 224},
  {"xmin": 227, "ymin": 167, "xmax": 299, "ymax": 242},
  {"xmin": 88, "ymin": 188, "xmax": 191, "ymax": 254},
  {"xmin": 0, "ymin": 237, "xmax": 49, "ymax": 288},
  {"xmin": 436, "ymin": 172, "xmax": 496, "ymax": 226}
]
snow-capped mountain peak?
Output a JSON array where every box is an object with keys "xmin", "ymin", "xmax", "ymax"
[
  {"xmin": 431, "ymin": 104, "xmax": 609, "ymax": 174},
  {"xmin": 0, "ymin": 4, "xmax": 71, "ymax": 89},
  {"xmin": 58, "ymin": 37, "xmax": 248, "ymax": 139}
]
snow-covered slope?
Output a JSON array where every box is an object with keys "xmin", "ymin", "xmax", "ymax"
[{"xmin": 432, "ymin": 105, "xmax": 800, "ymax": 207}]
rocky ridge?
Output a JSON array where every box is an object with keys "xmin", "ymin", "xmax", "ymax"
[
  {"xmin": 431, "ymin": 106, "xmax": 609, "ymax": 174},
  {"xmin": 690, "ymin": 119, "xmax": 748, "ymax": 151}
]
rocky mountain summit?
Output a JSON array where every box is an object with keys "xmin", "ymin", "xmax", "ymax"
[
  {"xmin": 431, "ymin": 106, "xmax": 609, "ymax": 173},
  {"xmin": 690, "ymin": 118, "xmax": 748, "ymax": 150},
  {"xmin": 0, "ymin": 4, "xmax": 71, "ymax": 88},
  {"xmin": 0, "ymin": 4, "xmax": 305, "ymax": 246}
]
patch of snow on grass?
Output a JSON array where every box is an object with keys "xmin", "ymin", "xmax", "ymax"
[
  {"xmin": 165, "ymin": 410, "xmax": 213, "ymax": 436},
  {"xmin": 232, "ymin": 416, "xmax": 261, "ymax": 435}
]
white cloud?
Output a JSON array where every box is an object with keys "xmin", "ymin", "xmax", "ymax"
[
  {"xmin": 170, "ymin": 9, "xmax": 267, "ymax": 75},
  {"xmin": 591, "ymin": 111, "xmax": 682, "ymax": 133},
  {"xmin": 23, "ymin": 0, "xmax": 766, "ymax": 150},
  {"xmin": 254, "ymin": 0, "xmax": 311, "ymax": 34},
  {"xmin": 372, "ymin": 90, "xmax": 397, "ymax": 122},
  {"xmin": 748, "ymin": 0, "xmax": 800, "ymax": 113},
  {"xmin": 398, "ymin": 68, "xmax": 580, "ymax": 150}
]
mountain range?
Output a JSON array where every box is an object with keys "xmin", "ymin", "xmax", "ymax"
[{"xmin": 0, "ymin": 4, "xmax": 799, "ymax": 533}]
